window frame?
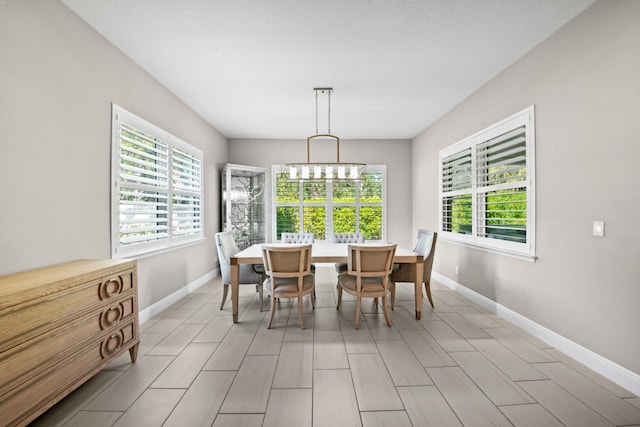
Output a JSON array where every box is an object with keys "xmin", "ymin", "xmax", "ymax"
[
  {"xmin": 111, "ymin": 104, "xmax": 204, "ymax": 258},
  {"xmin": 271, "ymin": 164, "xmax": 387, "ymax": 242},
  {"xmin": 438, "ymin": 106, "xmax": 536, "ymax": 261}
]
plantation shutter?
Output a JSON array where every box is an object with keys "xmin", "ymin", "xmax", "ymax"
[
  {"xmin": 476, "ymin": 126, "xmax": 527, "ymax": 243},
  {"xmin": 112, "ymin": 104, "xmax": 204, "ymax": 257},
  {"xmin": 171, "ymin": 146, "xmax": 202, "ymax": 237},
  {"xmin": 441, "ymin": 148, "xmax": 472, "ymax": 234},
  {"xmin": 118, "ymin": 123, "xmax": 170, "ymax": 247},
  {"xmin": 441, "ymin": 148, "xmax": 472, "ymax": 192},
  {"xmin": 438, "ymin": 106, "xmax": 535, "ymax": 259}
]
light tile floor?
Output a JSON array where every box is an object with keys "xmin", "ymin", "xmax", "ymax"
[{"xmin": 31, "ymin": 267, "xmax": 640, "ymax": 427}]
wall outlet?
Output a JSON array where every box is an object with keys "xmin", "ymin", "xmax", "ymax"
[{"xmin": 593, "ymin": 221, "xmax": 605, "ymax": 237}]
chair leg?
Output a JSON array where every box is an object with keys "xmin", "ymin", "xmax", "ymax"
[
  {"xmin": 382, "ymin": 294, "xmax": 392, "ymax": 327},
  {"xmin": 258, "ymin": 284, "xmax": 265, "ymax": 312},
  {"xmin": 390, "ymin": 281, "xmax": 396, "ymax": 310},
  {"xmin": 298, "ymin": 295, "xmax": 305, "ymax": 329},
  {"xmin": 355, "ymin": 296, "xmax": 362, "ymax": 330},
  {"xmin": 267, "ymin": 294, "xmax": 277, "ymax": 329},
  {"xmin": 220, "ymin": 284, "xmax": 229, "ymax": 310},
  {"xmin": 336, "ymin": 285, "xmax": 343, "ymax": 309},
  {"xmin": 425, "ymin": 281, "xmax": 434, "ymax": 308}
]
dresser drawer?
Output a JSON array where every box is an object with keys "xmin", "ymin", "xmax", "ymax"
[
  {"xmin": 0, "ymin": 330, "xmax": 135, "ymax": 427},
  {"xmin": 0, "ymin": 297, "xmax": 136, "ymax": 397},
  {"xmin": 100, "ymin": 319, "xmax": 137, "ymax": 359},
  {"xmin": 0, "ymin": 269, "xmax": 134, "ymax": 352}
]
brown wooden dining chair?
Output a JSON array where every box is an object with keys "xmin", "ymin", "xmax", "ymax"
[
  {"xmin": 390, "ymin": 229, "xmax": 438, "ymax": 309},
  {"xmin": 261, "ymin": 244, "xmax": 315, "ymax": 329},
  {"xmin": 336, "ymin": 244, "xmax": 397, "ymax": 330},
  {"xmin": 280, "ymin": 232, "xmax": 316, "ymax": 273},
  {"xmin": 332, "ymin": 232, "xmax": 365, "ymax": 274},
  {"xmin": 256, "ymin": 233, "xmax": 316, "ymax": 304}
]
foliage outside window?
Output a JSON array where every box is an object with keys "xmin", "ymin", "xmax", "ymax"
[
  {"xmin": 111, "ymin": 104, "xmax": 203, "ymax": 258},
  {"xmin": 439, "ymin": 106, "xmax": 535, "ymax": 259},
  {"xmin": 273, "ymin": 166, "xmax": 386, "ymax": 241}
]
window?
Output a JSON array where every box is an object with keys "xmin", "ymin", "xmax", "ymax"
[
  {"xmin": 272, "ymin": 165, "xmax": 386, "ymax": 241},
  {"xmin": 439, "ymin": 106, "xmax": 535, "ymax": 259},
  {"xmin": 111, "ymin": 104, "xmax": 203, "ymax": 258}
]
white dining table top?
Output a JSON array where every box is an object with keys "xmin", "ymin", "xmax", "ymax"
[{"xmin": 230, "ymin": 242, "xmax": 423, "ymax": 264}]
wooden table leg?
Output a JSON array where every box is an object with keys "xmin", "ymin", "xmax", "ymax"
[
  {"xmin": 414, "ymin": 261, "xmax": 424, "ymax": 320},
  {"xmin": 231, "ymin": 263, "xmax": 239, "ymax": 323}
]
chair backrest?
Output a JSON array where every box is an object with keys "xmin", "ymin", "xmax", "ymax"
[
  {"xmin": 332, "ymin": 232, "xmax": 364, "ymax": 244},
  {"xmin": 215, "ymin": 231, "xmax": 240, "ymax": 283},
  {"xmin": 414, "ymin": 229, "xmax": 435, "ymax": 256},
  {"xmin": 261, "ymin": 244, "xmax": 312, "ymax": 282},
  {"xmin": 346, "ymin": 244, "xmax": 397, "ymax": 279},
  {"xmin": 281, "ymin": 232, "xmax": 315, "ymax": 244},
  {"xmin": 414, "ymin": 229, "xmax": 438, "ymax": 280}
]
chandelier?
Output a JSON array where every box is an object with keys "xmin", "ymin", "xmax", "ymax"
[{"xmin": 284, "ymin": 88, "xmax": 366, "ymax": 181}]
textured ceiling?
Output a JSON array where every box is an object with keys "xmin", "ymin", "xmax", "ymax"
[{"xmin": 61, "ymin": 0, "xmax": 596, "ymax": 139}]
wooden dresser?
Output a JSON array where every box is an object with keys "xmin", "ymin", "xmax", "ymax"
[{"xmin": 0, "ymin": 259, "xmax": 140, "ymax": 427}]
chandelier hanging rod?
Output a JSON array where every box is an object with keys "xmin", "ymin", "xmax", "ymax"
[{"xmin": 283, "ymin": 87, "xmax": 366, "ymax": 181}]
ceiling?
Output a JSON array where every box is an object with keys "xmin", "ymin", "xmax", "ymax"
[{"xmin": 61, "ymin": 0, "xmax": 596, "ymax": 140}]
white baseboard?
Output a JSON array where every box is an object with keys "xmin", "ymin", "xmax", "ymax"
[
  {"xmin": 432, "ymin": 271, "xmax": 640, "ymax": 397},
  {"xmin": 139, "ymin": 268, "xmax": 219, "ymax": 324}
]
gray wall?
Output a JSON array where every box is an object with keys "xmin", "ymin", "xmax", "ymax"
[
  {"xmin": 0, "ymin": 1, "xmax": 228, "ymax": 310},
  {"xmin": 229, "ymin": 138, "xmax": 413, "ymax": 247},
  {"xmin": 412, "ymin": 0, "xmax": 640, "ymax": 375}
]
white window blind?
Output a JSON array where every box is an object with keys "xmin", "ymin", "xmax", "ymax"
[
  {"xmin": 476, "ymin": 126, "xmax": 527, "ymax": 243},
  {"xmin": 441, "ymin": 148, "xmax": 472, "ymax": 235},
  {"xmin": 171, "ymin": 146, "xmax": 202, "ymax": 237},
  {"xmin": 439, "ymin": 106, "xmax": 535, "ymax": 260},
  {"xmin": 112, "ymin": 104, "xmax": 203, "ymax": 258}
]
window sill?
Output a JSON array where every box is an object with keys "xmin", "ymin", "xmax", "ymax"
[
  {"xmin": 440, "ymin": 235, "xmax": 537, "ymax": 262},
  {"xmin": 113, "ymin": 237, "xmax": 206, "ymax": 260}
]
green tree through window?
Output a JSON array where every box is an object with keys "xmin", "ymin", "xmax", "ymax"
[{"xmin": 274, "ymin": 166, "xmax": 385, "ymax": 241}]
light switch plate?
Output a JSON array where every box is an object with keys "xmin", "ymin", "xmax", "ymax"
[{"xmin": 593, "ymin": 221, "xmax": 605, "ymax": 237}]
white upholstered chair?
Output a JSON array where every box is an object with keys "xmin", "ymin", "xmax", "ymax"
[
  {"xmin": 281, "ymin": 232, "xmax": 315, "ymax": 244},
  {"xmin": 215, "ymin": 231, "xmax": 265, "ymax": 311},
  {"xmin": 389, "ymin": 229, "xmax": 438, "ymax": 309},
  {"xmin": 332, "ymin": 232, "xmax": 364, "ymax": 244}
]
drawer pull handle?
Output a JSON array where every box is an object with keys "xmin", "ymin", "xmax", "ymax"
[
  {"xmin": 100, "ymin": 304, "xmax": 124, "ymax": 328},
  {"xmin": 100, "ymin": 278, "xmax": 123, "ymax": 299},
  {"xmin": 101, "ymin": 331, "xmax": 124, "ymax": 357}
]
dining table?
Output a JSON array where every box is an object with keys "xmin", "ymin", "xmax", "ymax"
[{"xmin": 229, "ymin": 242, "xmax": 425, "ymax": 323}]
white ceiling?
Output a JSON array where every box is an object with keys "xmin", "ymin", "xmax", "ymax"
[{"xmin": 61, "ymin": 0, "xmax": 595, "ymax": 140}]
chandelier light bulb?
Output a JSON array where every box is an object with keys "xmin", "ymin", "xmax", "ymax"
[
  {"xmin": 326, "ymin": 166, "xmax": 333, "ymax": 178},
  {"xmin": 350, "ymin": 166, "xmax": 358, "ymax": 179}
]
